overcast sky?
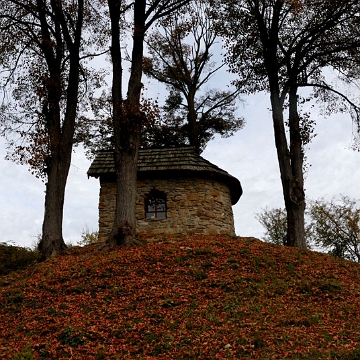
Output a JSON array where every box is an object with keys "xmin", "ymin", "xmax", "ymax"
[
  {"xmin": 1, "ymin": 81, "xmax": 359, "ymax": 249},
  {"xmin": 2, "ymin": 6, "xmax": 360, "ymax": 250}
]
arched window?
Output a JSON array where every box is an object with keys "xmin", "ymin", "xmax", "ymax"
[{"xmin": 145, "ymin": 190, "xmax": 167, "ymax": 219}]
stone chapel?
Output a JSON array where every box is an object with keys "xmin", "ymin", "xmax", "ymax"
[{"xmin": 87, "ymin": 146, "xmax": 242, "ymax": 241}]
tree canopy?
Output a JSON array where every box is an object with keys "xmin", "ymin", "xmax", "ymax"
[
  {"xmin": 0, "ymin": 0, "xmax": 105, "ymax": 177},
  {"xmin": 2, "ymin": 0, "xmax": 360, "ymax": 252},
  {"xmin": 257, "ymin": 196, "xmax": 360, "ymax": 263},
  {"xmin": 143, "ymin": 0, "xmax": 243, "ymax": 153},
  {"xmin": 0, "ymin": 0, "xmax": 106, "ymax": 258}
]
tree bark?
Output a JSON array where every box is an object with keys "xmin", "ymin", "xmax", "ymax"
[
  {"xmin": 107, "ymin": 139, "xmax": 140, "ymax": 246},
  {"xmin": 106, "ymin": 0, "xmax": 145, "ymax": 246},
  {"xmin": 39, "ymin": 77, "xmax": 80, "ymax": 258},
  {"xmin": 286, "ymin": 86, "xmax": 306, "ymax": 247},
  {"xmin": 186, "ymin": 93, "xmax": 200, "ymax": 152},
  {"xmin": 39, "ymin": 154, "xmax": 68, "ymax": 259},
  {"xmin": 269, "ymin": 87, "xmax": 306, "ymax": 248}
]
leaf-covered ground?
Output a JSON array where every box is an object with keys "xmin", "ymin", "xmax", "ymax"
[{"xmin": 1, "ymin": 235, "xmax": 360, "ymax": 359}]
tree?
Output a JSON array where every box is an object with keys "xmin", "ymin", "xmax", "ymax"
[
  {"xmin": 309, "ymin": 196, "xmax": 360, "ymax": 262},
  {"xmin": 257, "ymin": 196, "xmax": 360, "ymax": 263},
  {"xmin": 140, "ymin": 91, "xmax": 188, "ymax": 149},
  {"xmin": 78, "ymin": 226, "xmax": 99, "ymax": 246},
  {"xmin": 143, "ymin": 0, "xmax": 243, "ymax": 153},
  {"xmin": 106, "ymin": 0, "xmax": 193, "ymax": 246},
  {"xmin": 256, "ymin": 206, "xmax": 312, "ymax": 248},
  {"xmin": 0, "ymin": 0, "xmax": 105, "ymax": 259},
  {"xmin": 256, "ymin": 208, "xmax": 287, "ymax": 246},
  {"xmin": 215, "ymin": 0, "xmax": 360, "ymax": 248}
]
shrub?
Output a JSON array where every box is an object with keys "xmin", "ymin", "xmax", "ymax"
[
  {"xmin": 78, "ymin": 226, "xmax": 99, "ymax": 246},
  {"xmin": 308, "ymin": 196, "xmax": 360, "ymax": 262},
  {"xmin": 255, "ymin": 208, "xmax": 287, "ymax": 245},
  {"xmin": 0, "ymin": 242, "xmax": 39, "ymax": 276},
  {"xmin": 256, "ymin": 195, "xmax": 360, "ymax": 262}
]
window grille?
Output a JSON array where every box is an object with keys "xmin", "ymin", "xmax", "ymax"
[{"xmin": 145, "ymin": 190, "xmax": 167, "ymax": 219}]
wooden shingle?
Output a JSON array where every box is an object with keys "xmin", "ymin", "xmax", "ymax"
[{"xmin": 87, "ymin": 147, "xmax": 242, "ymax": 204}]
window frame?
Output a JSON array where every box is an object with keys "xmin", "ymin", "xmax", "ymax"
[{"xmin": 145, "ymin": 190, "xmax": 167, "ymax": 219}]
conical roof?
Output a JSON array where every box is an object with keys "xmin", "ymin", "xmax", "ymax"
[{"xmin": 87, "ymin": 147, "xmax": 242, "ymax": 204}]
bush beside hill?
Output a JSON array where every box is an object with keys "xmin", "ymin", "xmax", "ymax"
[
  {"xmin": 0, "ymin": 242, "xmax": 39, "ymax": 276},
  {"xmin": 1, "ymin": 235, "xmax": 360, "ymax": 359}
]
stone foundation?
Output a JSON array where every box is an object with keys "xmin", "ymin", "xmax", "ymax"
[{"xmin": 97, "ymin": 176, "xmax": 235, "ymax": 242}]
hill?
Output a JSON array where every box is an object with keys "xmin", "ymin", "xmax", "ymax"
[{"xmin": 1, "ymin": 235, "xmax": 360, "ymax": 359}]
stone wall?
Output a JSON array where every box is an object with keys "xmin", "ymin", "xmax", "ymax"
[{"xmin": 97, "ymin": 176, "xmax": 235, "ymax": 242}]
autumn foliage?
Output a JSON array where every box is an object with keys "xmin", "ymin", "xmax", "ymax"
[{"xmin": 1, "ymin": 235, "xmax": 360, "ymax": 359}]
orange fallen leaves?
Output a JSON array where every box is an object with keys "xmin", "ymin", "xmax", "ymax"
[{"xmin": 1, "ymin": 235, "xmax": 360, "ymax": 359}]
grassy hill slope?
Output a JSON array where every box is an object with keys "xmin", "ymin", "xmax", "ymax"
[{"xmin": 1, "ymin": 235, "xmax": 360, "ymax": 359}]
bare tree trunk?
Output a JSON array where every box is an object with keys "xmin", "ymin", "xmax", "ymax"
[
  {"xmin": 270, "ymin": 88, "xmax": 306, "ymax": 248},
  {"xmin": 287, "ymin": 86, "xmax": 306, "ymax": 248},
  {"xmin": 39, "ymin": 154, "xmax": 68, "ymax": 258},
  {"xmin": 39, "ymin": 99, "xmax": 78, "ymax": 257},
  {"xmin": 186, "ymin": 92, "xmax": 200, "ymax": 152},
  {"xmin": 107, "ymin": 134, "xmax": 140, "ymax": 246}
]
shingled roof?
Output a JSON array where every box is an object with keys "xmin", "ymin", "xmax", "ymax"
[{"xmin": 87, "ymin": 147, "xmax": 242, "ymax": 204}]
